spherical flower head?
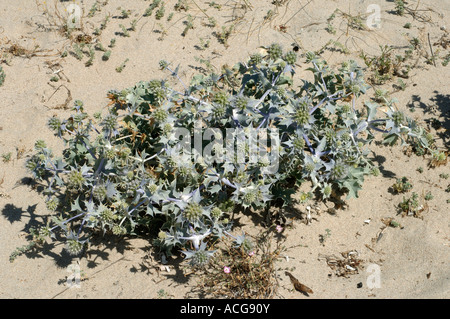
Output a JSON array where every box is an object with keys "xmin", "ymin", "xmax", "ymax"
[
  {"xmin": 26, "ymin": 158, "xmax": 38, "ymax": 172},
  {"xmin": 148, "ymin": 183, "xmax": 158, "ymax": 194},
  {"xmin": 183, "ymin": 242, "xmax": 215, "ymax": 267},
  {"xmin": 305, "ymin": 162, "xmax": 316, "ymax": 174},
  {"xmin": 248, "ymin": 251, "xmax": 255, "ymax": 257},
  {"xmin": 158, "ymin": 231, "xmax": 167, "ymax": 240},
  {"xmin": 211, "ymin": 207, "xmax": 223, "ymax": 219},
  {"xmin": 65, "ymin": 233, "xmax": 85, "ymax": 256},
  {"xmin": 320, "ymin": 183, "xmax": 332, "ymax": 199},
  {"xmin": 153, "ymin": 107, "xmax": 168, "ymax": 122},
  {"xmin": 191, "ymin": 249, "xmax": 209, "ymax": 266},
  {"xmin": 283, "ymin": 51, "xmax": 297, "ymax": 65},
  {"xmin": 203, "ymin": 77, "xmax": 214, "ymax": 88},
  {"xmin": 331, "ymin": 161, "xmax": 348, "ymax": 180},
  {"xmin": 392, "ymin": 111, "xmax": 405, "ymax": 126},
  {"xmin": 249, "ymin": 53, "xmax": 263, "ymax": 65},
  {"xmin": 213, "ymin": 91, "xmax": 228, "ymax": 107},
  {"xmin": 294, "ymin": 106, "xmax": 310, "ymax": 126},
  {"xmin": 223, "ymin": 266, "xmax": 231, "ymax": 274},
  {"xmin": 293, "ymin": 137, "xmax": 305, "ymax": 152},
  {"xmin": 46, "ymin": 197, "xmax": 59, "ymax": 212},
  {"xmin": 267, "ymin": 43, "xmax": 283, "ymax": 60},
  {"xmin": 341, "ymin": 103, "xmax": 351, "ymax": 114},
  {"xmin": 325, "ymin": 128, "xmax": 337, "ymax": 144},
  {"xmin": 162, "ymin": 123, "xmax": 173, "ymax": 135},
  {"xmin": 93, "ymin": 185, "xmax": 107, "ymax": 202},
  {"xmin": 34, "ymin": 140, "xmax": 47, "ymax": 150},
  {"xmin": 112, "ymin": 224, "xmax": 127, "ymax": 236},
  {"xmin": 102, "ymin": 114, "xmax": 118, "ymax": 130},
  {"xmin": 183, "ymin": 202, "xmax": 203, "ymax": 222},
  {"xmin": 243, "ymin": 192, "xmax": 256, "ymax": 207},
  {"xmin": 68, "ymin": 170, "xmax": 85, "ymax": 190},
  {"xmin": 100, "ymin": 208, "xmax": 115, "ymax": 223},
  {"xmin": 73, "ymin": 99, "xmax": 84, "ymax": 111},
  {"xmin": 48, "ymin": 117, "xmax": 62, "ymax": 132},
  {"xmin": 276, "ymin": 86, "xmax": 286, "ymax": 97},
  {"xmin": 212, "ymin": 104, "xmax": 227, "ymax": 119}
]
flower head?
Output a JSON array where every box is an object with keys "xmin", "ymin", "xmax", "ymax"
[{"xmin": 223, "ymin": 266, "xmax": 231, "ymax": 274}]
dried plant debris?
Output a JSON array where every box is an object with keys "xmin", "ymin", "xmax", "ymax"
[
  {"xmin": 319, "ymin": 250, "xmax": 363, "ymax": 277},
  {"xmin": 285, "ymin": 271, "xmax": 313, "ymax": 296},
  {"xmin": 381, "ymin": 217, "xmax": 403, "ymax": 229}
]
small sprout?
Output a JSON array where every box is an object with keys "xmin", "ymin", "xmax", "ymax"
[
  {"xmin": 319, "ymin": 229, "xmax": 331, "ymax": 245},
  {"xmin": 175, "ymin": 0, "xmax": 189, "ymax": 11},
  {"xmin": 391, "ymin": 177, "xmax": 413, "ymax": 194},
  {"xmin": 215, "ymin": 25, "xmax": 234, "ymax": 47},
  {"xmin": 87, "ymin": 2, "xmax": 99, "ymax": 18},
  {"xmin": 100, "ymin": 15, "xmax": 110, "ymax": 30},
  {"xmin": 95, "ymin": 43, "xmax": 106, "ymax": 52},
  {"xmin": 181, "ymin": 15, "xmax": 194, "ymax": 37},
  {"xmin": 439, "ymin": 173, "xmax": 449, "ymax": 179},
  {"xmin": 116, "ymin": 58, "xmax": 129, "ymax": 73},
  {"xmin": 85, "ymin": 46, "xmax": 95, "ymax": 67},
  {"xmin": 109, "ymin": 38, "xmax": 116, "ymax": 48},
  {"xmin": 416, "ymin": 167, "xmax": 423, "ymax": 174},
  {"xmin": 395, "ymin": 0, "xmax": 406, "ymax": 16},
  {"xmin": 120, "ymin": 9, "xmax": 131, "ymax": 19},
  {"xmin": 374, "ymin": 88, "xmax": 389, "ymax": 102},
  {"xmin": 130, "ymin": 19, "xmax": 138, "ymax": 32},
  {"xmin": 155, "ymin": 2, "xmax": 165, "ymax": 20},
  {"xmin": 119, "ymin": 24, "xmax": 130, "ymax": 37},
  {"xmin": 424, "ymin": 191, "xmax": 433, "ymax": 201},
  {"xmin": 398, "ymin": 192, "xmax": 423, "ymax": 217},
  {"xmin": 389, "ymin": 219, "xmax": 402, "ymax": 228},
  {"xmin": 159, "ymin": 59, "xmax": 169, "ymax": 69},
  {"xmin": 72, "ymin": 43, "xmax": 84, "ymax": 61},
  {"xmin": 0, "ymin": 66, "xmax": 5, "ymax": 86},
  {"xmin": 102, "ymin": 50, "xmax": 111, "ymax": 61},
  {"xmin": 370, "ymin": 166, "xmax": 381, "ymax": 177},
  {"xmin": 144, "ymin": 0, "xmax": 161, "ymax": 17},
  {"xmin": 2, "ymin": 152, "xmax": 12, "ymax": 163},
  {"xmin": 206, "ymin": 17, "xmax": 217, "ymax": 27}
]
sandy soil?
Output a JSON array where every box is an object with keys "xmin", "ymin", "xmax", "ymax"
[{"xmin": 0, "ymin": 0, "xmax": 449, "ymax": 299}]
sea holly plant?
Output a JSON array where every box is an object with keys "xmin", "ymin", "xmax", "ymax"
[{"xmin": 15, "ymin": 44, "xmax": 439, "ymax": 266}]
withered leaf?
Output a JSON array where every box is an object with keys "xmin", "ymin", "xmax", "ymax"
[{"xmin": 285, "ymin": 271, "xmax": 313, "ymax": 296}]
